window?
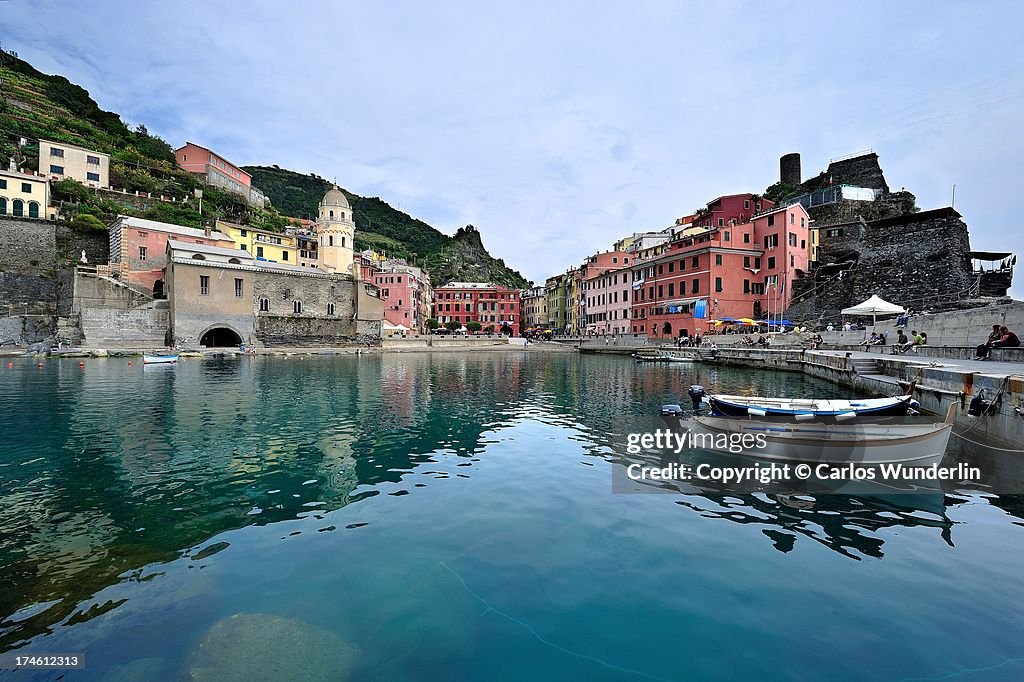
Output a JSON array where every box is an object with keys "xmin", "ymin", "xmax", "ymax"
[
  {"xmin": 744, "ymin": 256, "xmax": 751, "ymax": 268},
  {"xmin": 87, "ymin": 172, "xmax": 100, "ymax": 182},
  {"xmin": 755, "ymin": 257, "xmax": 761, "ymax": 268},
  {"xmin": 49, "ymin": 165, "xmax": 64, "ymax": 175},
  {"xmin": 293, "ymin": 300, "xmax": 302, "ymax": 314},
  {"xmin": 744, "ymin": 199, "xmax": 750, "ymax": 209},
  {"xmin": 341, "ymin": 237, "xmax": 346, "ymax": 248},
  {"xmin": 256, "ymin": 246, "xmax": 264, "ymax": 258},
  {"xmin": 87, "ymin": 155, "xmax": 100, "ymax": 165},
  {"xmin": 282, "ymin": 251, "xmax": 288, "ymax": 261},
  {"xmin": 192, "ymin": 254, "xmax": 206, "ymax": 260},
  {"xmin": 234, "ymin": 278, "xmax": 243, "ymax": 298},
  {"xmin": 138, "ymin": 246, "xmax": 147, "ymax": 261},
  {"xmin": 228, "ymin": 258, "xmax": 241, "ymax": 264},
  {"xmin": 327, "ymin": 303, "xmax": 336, "ymax": 315},
  {"xmin": 329, "ymin": 210, "xmax": 334, "ymax": 219},
  {"xmin": 718, "ymin": 218, "xmax": 724, "ymax": 227},
  {"xmin": 724, "ymin": 231, "xmax": 730, "ymax": 242},
  {"xmin": 22, "ymin": 183, "xmax": 32, "ymax": 193},
  {"xmin": 658, "ymin": 264, "xmax": 664, "ymax": 275},
  {"xmin": 767, "ymin": 257, "xmax": 776, "ymax": 269},
  {"xmin": 691, "ymin": 279, "xmax": 699, "ymax": 293},
  {"xmin": 12, "ymin": 199, "xmax": 24, "ymax": 216},
  {"xmin": 791, "ymin": 255, "xmax": 795, "ymax": 266},
  {"xmin": 715, "ymin": 254, "xmax": 722, "ymax": 266},
  {"xmin": 0, "ymin": 198, "xmax": 5, "ymax": 214},
  {"xmin": 790, "ymin": 213, "xmax": 795, "ymax": 224},
  {"xmin": 743, "ymin": 233, "xmax": 751, "ymax": 244},
  {"xmin": 240, "ymin": 244, "xmax": 247, "ymax": 251},
  {"xmin": 667, "ymin": 283, "xmax": 674, "ymax": 296},
  {"xmin": 328, "ymin": 235, "xmax": 334, "ymax": 247},
  {"xmin": 743, "ymin": 279, "xmax": 750, "ymax": 294},
  {"xmin": 767, "ymin": 214, "xmax": 775, "ymax": 226},
  {"xmin": 200, "ymin": 275, "xmax": 210, "ymax": 295},
  {"xmin": 801, "ymin": 239, "xmax": 806, "ymax": 249},
  {"xmin": 0, "ymin": 179, "xmax": 5, "ymax": 189},
  {"xmin": 28, "ymin": 202, "xmax": 39, "ymax": 218},
  {"xmin": 691, "ymin": 256, "xmax": 699, "ymax": 268},
  {"xmin": 50, "ymin": 148, "xmax": 64, "ymax": 158},
  {"xmin": 241, "ymin": 229, "xmax": 247, "ymax": 237},
  {"xmin": 800, "ymin": 217, "xmax": 806, "ymax": 228}
]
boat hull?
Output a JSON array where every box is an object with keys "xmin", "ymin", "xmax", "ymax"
[
  {"xmin": 684, "ymin": 415, "xmax": 952, "ymax": 466},
  {"xmin": 143, "ymin": 355, "xmax": 179, "ymax": 365},
  {"xmin": 709, "ymin": 394, "xmax": 914, "ymax": 418}
]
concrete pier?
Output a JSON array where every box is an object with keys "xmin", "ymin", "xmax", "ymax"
[{"xmin": 575, "ymin": 340, "xmax": 1024, "ymax": 451}]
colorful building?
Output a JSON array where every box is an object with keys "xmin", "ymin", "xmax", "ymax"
[
  {"xmin": 521, "ymin": 286, "xmax": 548, "ymax": 331},
  {"xmin": 581, "ymin": 251, "xmax": 632, "ymax": 335},
  {"xmin": 545, "ymin": 274, "xmax": 567, "ymax": 333},
  {"xmin": 104, "ymin": 215, "xmax": 233, "ymax": 295},
  {"xmin": 216, "ymin": 220, "xmax": 298, "ymax": 264},
  {"xmin": 432, "ymin": 282, "xmax": 520, "ymax": 332},
  {"xmin": 374, "ymin": 262, "xmax": 431, "ymax": 332},
  {"xmin": 174, "ymin": 142, "xmax": 264, "ymax": 206},
  {"xmin": 0, "ymin": 169, "xmax": 53, "ymax": 219},
  {"xmin": 629, "ymin": 202, "xmax": 810, "ymax": 340},
  {"xmin": 38, "ymin": 139, "xmax": 109, "ymax": 188},
  {"xmin": 692, "ymin": 193, "xmax": 774, "ymax": 229}
]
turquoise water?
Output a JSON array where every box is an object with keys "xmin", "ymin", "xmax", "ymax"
[{"xmin": 1, "ymin": 353, "xmax": 1023, "ymax": 681}]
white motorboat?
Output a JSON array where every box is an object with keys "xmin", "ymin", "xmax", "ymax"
[
  {"xmin": 682, "ymin": 403, "xmax": 956, "ymax": 466},
  {"xmin": 708, "ymin": 393, "xmax": 917, "ymax": 418}
]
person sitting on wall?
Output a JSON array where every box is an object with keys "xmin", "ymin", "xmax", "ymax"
[
  {"xmin": 861, "ymin": 333, "xmax": 880, "ymax": 347},
  {"xmin": 974, "ymin": 324, "xmax": 1004, "ymax": 360},
  {"xmin": 876, "ymin": 331, "xmax": 887, "ymax": 346},
  {"xmin": 976, "ymin": 326, "xmax": 1021, "ymax": 360},
  {"xmin": 893, "ymin": 330, "xmax": 909, "ymax": 354},
  {"xmin": 901, "ymin": 330, "xmax": 924, "ymax": 353}
]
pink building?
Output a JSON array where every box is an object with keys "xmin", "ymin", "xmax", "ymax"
[
  {"xmin": 581, "ymin": 251, "xmax": 633, "ymax": 334},
  {"xmin": 375, "ymin": 264, "xmax": 430, "ymax": 333},
  {"xmin": 629, "ymin": 202, "xmax": 810, "ymax": 340},
  {"xmin": 174, "ymin": 142, "xmax": 254, "ymax": 200},
  {"xmin": 105, "ymin": 215, "xmax": 233, "ymax": 296},
  {"xmin": 693, "ymin": 193, "xmax": 774, "ymax": 229}
]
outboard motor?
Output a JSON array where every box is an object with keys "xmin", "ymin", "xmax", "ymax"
[
  {"xmin": 687, "ymin": 384, "xmax": 706, "ymax": 412},
  {"xmin": 968, "ymin": 391, "xmax": 991, "ymax": 417}
]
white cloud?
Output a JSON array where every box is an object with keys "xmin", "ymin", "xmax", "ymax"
[{"xmin": 4, "ymin": 0, "xmax": 1023, "ymax": 293}]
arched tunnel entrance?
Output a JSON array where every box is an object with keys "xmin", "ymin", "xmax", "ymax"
[{"xmin": 200, "ymin": 327, "xmax": 243, "ymax": 348}]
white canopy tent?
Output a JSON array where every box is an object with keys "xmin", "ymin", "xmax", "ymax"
[{"xmin": 841, "ymin": 294, "xmax": 905, "ymax": 326}]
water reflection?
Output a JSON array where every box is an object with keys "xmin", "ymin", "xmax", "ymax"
[{"xmin": 0, "ymin": 352, "xmax": 1022, "ymax": 664}]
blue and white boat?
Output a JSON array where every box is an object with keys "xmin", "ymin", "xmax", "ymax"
[
  {"xmin": 708, "ymin": 393, "xmax": 917, "ymax": 418},
  {"xmin": 143, "ymin": 354, "xmax": 179, "ymax": 365}
]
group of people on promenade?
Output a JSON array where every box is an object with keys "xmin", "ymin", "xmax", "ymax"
[
  {"xmin": 975, "ymin": 325, "xmax": 1020, "ymax": 360},
  {"xmin": 891, "ymin": 330, "xmax": 927, "ymax": 354}
]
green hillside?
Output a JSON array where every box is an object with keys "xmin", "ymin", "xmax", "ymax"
[
  {"xmin": 246, "ymin": 165, "xmax": 530, "ymax": 288},
  {"xmin": 0, "ymin": 50, "xmax": 529, "ymax": 288}
]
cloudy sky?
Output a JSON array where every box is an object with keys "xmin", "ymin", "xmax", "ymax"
[{"xmin": 5, "ymin": 1, "xmax": 1023, "ymax": 292}]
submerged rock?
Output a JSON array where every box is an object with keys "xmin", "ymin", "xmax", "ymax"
[{"xmin": 188, "ymin": 612, "xmax": 359, "ymax": 681}]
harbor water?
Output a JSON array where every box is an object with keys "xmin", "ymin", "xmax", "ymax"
[{"xmin": 1, "ymin": 353, "xmax": 1023, "ymax": 680}]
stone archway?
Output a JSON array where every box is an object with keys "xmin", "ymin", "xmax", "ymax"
[{"xmin": 199, "ymin": 326, "xmax": 243, "ymax": 347}]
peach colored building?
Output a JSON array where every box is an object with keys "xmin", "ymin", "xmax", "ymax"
[
  {"xmin": 105, "ymin": 215, "xmax": 233, "ymax": 296},
  {"xmin": 581, "ymin": 251, "xmax": 633, "ymax": 335},
  {"xmin": 174, "ymin": 142, "xmax": 263, "ymax": 205}
]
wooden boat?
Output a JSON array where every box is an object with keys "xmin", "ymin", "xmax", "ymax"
[
  {"xmin": 683, "ymin": 403, "xmax": 955, "ymax": 466},
  {"xmin": 143, "ymin": 354, "xmax": 179, "ymax": 365},
  {"xmin": 633, "ymin": 351, "xmax": 695, "ymax": 364},
  {"xmin": 708, "ymin": 393, "xmax": 916, "ymax": 418}
]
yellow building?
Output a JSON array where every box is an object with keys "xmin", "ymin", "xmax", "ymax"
[
  {"xmin": 0, "ymin": 169, "xmax": 55, "ymax": 219},
  {"xmin": 316, "ymin": 186, "xmax": 356, "ymax": 276},
  {"xmin": 216, "ymin": 220, "xmax": 298, "ymax": 264}
]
